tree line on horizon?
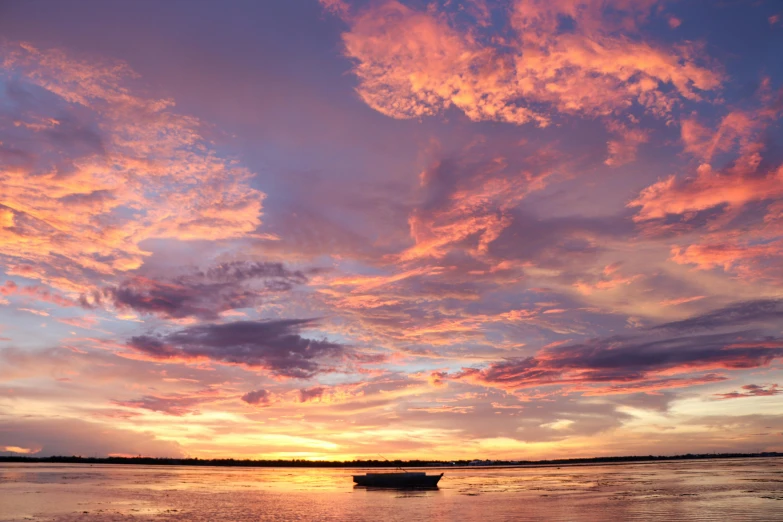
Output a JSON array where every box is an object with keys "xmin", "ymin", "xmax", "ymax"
[{"xmin": 1, "ymin": 452, "xmax": 780, "ymax": 467}]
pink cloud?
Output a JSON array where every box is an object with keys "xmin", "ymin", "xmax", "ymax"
[
  {"xmin": 604, "ymin": 123, "xmax": 650, "ymax": 167},
  {"xmin": 659, "ymin": 296, "xmax": 706, "ymax": 307},
  {"xmin": 17, "ymin": 307, "xmax": 49, "ymax": 316},
  {"xmin": 0, "ymin": 280, "xmax": 76, "ymax": 307},
  {"xmin": 318, "ymin": 0, "xmax": 350, "ymax": 17},
  {"xmin": 631, "ymin": 84, "xmax": 783, "ymax": 228},
  {"xmin": 0, "ymin": 43, "xmax": 266, "ymax": 295},
  {"xmin": 629, "ymin": 163, "xmax": 783, "ymax": 222},
  {"xmin": 328, "ymin": 0, "xmax": 721, "ymax": 126},
  {"xmin": 671, "ymin": 240, "xmax": 783, "ymax": 279}
]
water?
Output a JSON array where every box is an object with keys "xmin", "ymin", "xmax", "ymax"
[{"xmin": 1, "ymin": 458, "xmax": 781, "ymax": 521}]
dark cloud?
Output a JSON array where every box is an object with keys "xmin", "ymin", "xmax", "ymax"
[
  {"xmin": 298, "ymin": 386, "xmax": 326, "ymax": 402},
  {"xmin": 446, "ymin": 301, "xmax": 783, "ymax": 394},
  {"xmin": 582, "ymin": 374, "xmax": 728, "ymax": 396},
  {"xmin": 241, "ymin": 389, "xmax": 272, "ymax": 406},
  {"xmin": 103, "ymin": 261, "xmax": 309, "ymax": 319},
  {"xmin": 453, "ymin": 331, "xmax": 782, "ymax": 392},
  {"xmin": 714, "ymin": 384, "xmax": 781, "ymax": 400},
  {"xmin": 544, "ymin": 332, "xmax": 781, "ymax": 374},
  {"xmin": 203, "ymin": 262, "xmax": 307, "ymax": 285},
  {"xmin": 128, "ymin": 319, "xmax": 345, "ymax": 378},
  {"xmin": 654, "ymin": 299, "xmax": 783, "ymax": 331}
]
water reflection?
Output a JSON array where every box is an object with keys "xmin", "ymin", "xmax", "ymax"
[
  {"xmin": 354, "ymin": 486, "xmax": 440, "ymax": 492},
  {"xmin": 0, "ymin": 458, "xmax": 780, "ymax": 521}
]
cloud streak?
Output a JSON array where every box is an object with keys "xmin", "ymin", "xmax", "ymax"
[{"xmin": 714, "ymin": 384, "xmax": 781, "ymax": 400}]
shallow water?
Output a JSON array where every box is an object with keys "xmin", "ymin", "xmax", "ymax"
[{"xmin": 1, "ymin": 458, "xmax": 781, "ymax": 521}]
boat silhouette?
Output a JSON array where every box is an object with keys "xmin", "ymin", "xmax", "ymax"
[{"xmin": 352, "ymin": 471, "xmax": 443, "ymax": 488}]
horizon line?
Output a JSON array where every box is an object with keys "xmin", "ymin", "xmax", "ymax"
[{"xmin": 2, "ymin": 452, "xmax": 781, "ymax": 468}]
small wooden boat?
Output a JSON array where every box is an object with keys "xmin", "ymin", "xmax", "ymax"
[{"xmin": 352, "ymin": 471, "xmax": 443, "ymax": 488}]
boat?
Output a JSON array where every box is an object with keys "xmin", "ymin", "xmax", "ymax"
[{"xmin": 352, "ymin": 471, "xmax": 443, "ymax": 488}]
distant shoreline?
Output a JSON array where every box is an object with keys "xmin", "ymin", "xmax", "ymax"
[{"xmin": 1, "ymin": 452, "xmax": 780, "ymax": 469}]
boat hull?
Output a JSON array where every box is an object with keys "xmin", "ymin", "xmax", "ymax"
[{"xmin": 352, "ymin": 472, "xmax": 443, "ymax": 488}]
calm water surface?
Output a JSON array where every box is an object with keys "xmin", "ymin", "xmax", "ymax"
[{"xmin": 1, "ymin": 458, "xmax": 781, "ymax": 521}]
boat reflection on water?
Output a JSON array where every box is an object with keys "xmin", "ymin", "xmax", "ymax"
[{"xmin": 353, "ymin": 472, "xmax": 443, "ymax": 489}]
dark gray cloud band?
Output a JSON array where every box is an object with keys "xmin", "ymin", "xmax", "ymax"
[
  {"xmin": 128, "ymin": 319, "xmax": 345, "ymax": 378},
  {"xmin": 91, "ymin": 261, "xmax": 309, "ymax": 320},
  {"xmin": 448, "ymin": 299, "xmax": 783, "ymax": 393}
]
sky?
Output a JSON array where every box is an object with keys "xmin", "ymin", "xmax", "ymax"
[{"xmin": 0, "ymin": 0, "xmax": 782, "ymax": 461}]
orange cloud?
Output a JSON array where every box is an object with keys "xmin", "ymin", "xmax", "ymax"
[
  {"xmin": 399, "ymin": 153, "xmax": 554, "ymax": 263},
  {"xmin": 573, "ymin": 263, "xmax": 643, "ymax": 295},
  {"xmin": 671, "ymin": 240, "xmax": 783, "ymax": 280},
  {"xmin": 628, "ymin": 84, "xmax": 783, "ymax": 284},
  {"xmin": 680, "ymin": 111, "xmax": 760, "ymax": 163},
  {"xmin": 0, "ymin": 43, "xmax": 265, "ymax": 294},
  {"xmin": 629, "ymin": 163, "xmax": 783, "ymax": 222},
  {"xmin": 631, "ymin": 80, "xmax": 783, "ymax": 222},
  {"xmin": 329, "ymin": 0, "xmax": 721, "ymax": 126},
  {"xmin": 0, "ymin": 445, "xmax": 39, "ymax": 454},
  {"xmin": 659, "ymin": 296, "xmax": 706, "ymax": 307}
]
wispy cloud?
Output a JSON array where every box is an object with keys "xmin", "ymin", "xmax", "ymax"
[{"xmin": 714, "ymin": 383, "xmax": 781, "ymax": 400}]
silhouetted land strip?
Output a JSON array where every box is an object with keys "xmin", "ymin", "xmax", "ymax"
[{"xmin": 1, "ymin": 452, "xmax": 780, "ymax": 468}]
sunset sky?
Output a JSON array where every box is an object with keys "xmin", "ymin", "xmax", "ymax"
[{"xmin": 1, "ymin": 0, "xmax": 782, "ymax": 461}]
